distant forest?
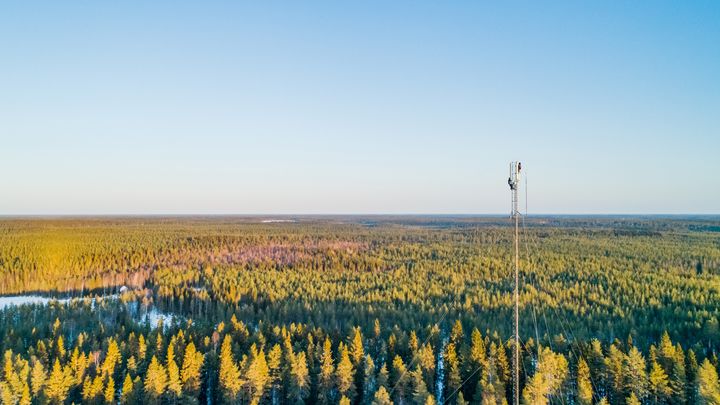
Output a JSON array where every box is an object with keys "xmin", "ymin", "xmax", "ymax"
[{"xmin": 0, "ymin": 216, "xmax": 719, "ymax": 404}]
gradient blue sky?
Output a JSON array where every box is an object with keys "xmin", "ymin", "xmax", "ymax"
[{"xmin": 1, "ymin": 1, "xmax": 718, "ymax": 214}]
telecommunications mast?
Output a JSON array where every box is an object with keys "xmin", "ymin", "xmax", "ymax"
[{"xmin": 507, "ymin": 161, "xmax": 522, "ymax": 405}]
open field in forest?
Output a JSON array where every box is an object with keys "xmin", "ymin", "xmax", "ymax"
[{"xmin": 1, "ymin": 216, "xmax": 719, "ymax": 404}]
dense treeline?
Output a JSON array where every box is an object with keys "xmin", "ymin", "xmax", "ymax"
[
  {"xmin": 1, "ymin": 298, "xmax": 720, "ymax": 404},
  {"xmin": 0, "ymin": 216, "xmax": 719, "ymax": 404}
]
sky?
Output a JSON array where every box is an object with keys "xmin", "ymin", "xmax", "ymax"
[{"xmin": 1, "ymin": 1, "xmax": 719, "ymax": 215}]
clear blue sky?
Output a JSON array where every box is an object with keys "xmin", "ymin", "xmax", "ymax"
[{"xmin": 1, "ymin": 1, "xmax": 718, "ymax": 215}]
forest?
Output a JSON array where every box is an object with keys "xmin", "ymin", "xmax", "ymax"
[{"xmin": 0, "ymin": 216, "xmax": 719, "ymax": 405}]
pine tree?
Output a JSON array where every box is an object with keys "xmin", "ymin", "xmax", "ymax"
[
  {"xmin": 363, "ymin": 354, "xmax": 377, "ymax": 403},
  {"xmin": 70, "ymin": 347, "xmax": 88, "ymax": 386},
  {"xmin": 288, "ymin": 351, "xmax": 310, "ymax": 404},
  {"xmin": 350, "ymin": 327, "xmax": 365, "ymax": 365},
  {"xmin": 577, "ymin": 357, "xmax": 593, "ymax": 405},
  {"xmin": 167, "ymin": 343, "xmax": 183, "ymax": 399},
  {"xmin": 409, "ymin": 331, "xmax": 419, "ymax": 354},
  {"xmin": 350, "ymin": 327, "xmax": 365, "ymax": 402},
  {"xmin": 144, "ymin": 355, "xmax": 168, "ymax": 404},
  {"xmin": 605, "ymin": 344, "xmax": 624, "ymax": 404},
  {"xmin": 127, "ymin": 356, "xmax": 137, "ymax": 374},
  {"xmin": 30, "ymin": 359, "xmax": 47, "ymax": 398},
  {"xmin": 697, "ymin": 359, "xmax": 720, "ymax": 405},
  {"xmin": 3, "ymin": 350, "xmax": 27, "ymax": 405},
  {"xmin": 493, "ymin": 343, "xmax": 510, "ymax": 388},
  {"xmin": 648, "ymin": 360, "xmax": 671, "ymax": 404},
  {"xmin": 267, "ymin": 343, "xmax": 282, "ymax": 404},
  {"xmin": 102, "ymin": 338, "xmax": 121, "ymax": 376},
  {"xmin": 687, "ymin": 349, "xmax": 700, "ymax": 404},
  {"xmin": 444, "ymin": 342, "xmax": 462, "ymax": 402},
  {"xmin": 377, "ymin": 363, "xmax": 389, "ymax": 390},
  {"xmin": 246, "ymin": 344, "xmax": 270, "ymax": 403},
  {"xmin": 138, "ymin": 334, "xmax": 148, "ymax": 361},
  {"xmin": 627, "ymin": 392, "xmax": 641, "ymax": 405},
  {"xmin": 121, "ymin": 373, "xmax": 134, "ymax": 404},
  {"xmin": 219, "ymin": 335, "xmax": 242, "ymax": 402},
  {"xmin": 82, "ymin": 374, "xmax": 104, "ymax": 403},
  {"xmin": 464, "ymin": 328, "xmax": 486, "ymax": 400},
  {"xmin": 476, "ymin": 353, "xmax": 507, "ymax": 405},
  {"xmin": 45, "ymin": 359, "xmax": 69, "ymax": 405},
  {"xmin": 180, "ymin": 341, "xmax": 204, "ymax": 399},
  {"xmin": 391, "ymin": 355, "xmax": 408, "ymax": 403},
  {"xmin": 411, "ymin": 366, "xmax": 430, "ymax": 404},
  {"xmin": 0, "ymin": 382, "xmax": 13, "ymax": 405},
  {"xmin": 132, "ymin": 376, "xmax": 144, "ymax": 404},
  {"xmin": 104, "ymin": 375, "xmax": 116, "ymax": 404},
  {"xmin": 670, "ymin": 343, "xmax": 687, "ymax": 404},
  {"xmin": 336, "ymin": 343, "xmax": 356, "ymax": 401},
  {"xmin": 624, "ymin": 346, "xmax": 648, "ymax": 401},
  {"xmin": 56, "ymin": 335, "xmax": 66, "ymax": 360},
  {"xmin": 19, "ymin": 383, "xmax": 30, "ymax": 405},
  {"xmin": 522, "ymin": 347, "xmax": 568, "ymax": 405},
  {"xmin": 418, "ymin": 343, "xmax": 436, "ymax": 391},
  {"xmin": 372, "ymin": 386, "xmax": 392, "ymax": 405},
  {"xmin": 317, "ymin": 337, "xmax": 335, "ymax": 405},
  {"xmin": 587, "ymin": 339, "xmax": 607, "ymax": 399},
  {"xmin": 450, "ymin": 320, "xmax": 464, "ymax": 345}
]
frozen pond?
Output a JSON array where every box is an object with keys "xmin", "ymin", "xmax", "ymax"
[
  {"xmin": 0, "ymin": 295, "xmax": 70, "ymax": 309},
  {"xmin": 0, "ymin": 294, "xmax": 176, "ymax": 330}
]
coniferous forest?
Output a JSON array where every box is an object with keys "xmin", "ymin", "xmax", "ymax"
[{"xmin": 1, "ymin": 216, "xmax": 719, "ymax": 405}]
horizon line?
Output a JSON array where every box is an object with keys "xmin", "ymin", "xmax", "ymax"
[{"xmin": 0, "ymin": 213, "xmax": 718, "ymax": 218}]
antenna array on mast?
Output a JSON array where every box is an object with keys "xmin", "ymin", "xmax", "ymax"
[{"xmin": 508, "ymin": 161, "xmax": 522, "ymax": 405}]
